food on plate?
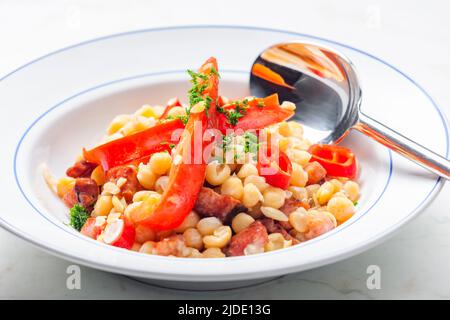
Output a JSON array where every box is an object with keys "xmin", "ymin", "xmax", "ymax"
[{"xmin": 44, "ymin": 57, "xmax": 360, "ymax": 258}]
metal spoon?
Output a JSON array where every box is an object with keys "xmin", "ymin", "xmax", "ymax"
[{"xmin": 250, "ymin": 41, "xmax": 450, "ymax": 180}]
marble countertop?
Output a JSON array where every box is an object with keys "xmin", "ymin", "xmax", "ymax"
[{"xmin": 1, "ymin": 0, "xmax": 449, "ymax": 299}]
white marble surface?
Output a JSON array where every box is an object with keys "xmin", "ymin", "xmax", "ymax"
[{"xmin": 1, "ymin": 0, "xmax": 450, "ymax": 299}]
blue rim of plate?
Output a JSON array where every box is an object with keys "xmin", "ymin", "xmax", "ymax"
[{"xmin": 0, "ymin": 25, "xmax": 448, "ymax": 264}]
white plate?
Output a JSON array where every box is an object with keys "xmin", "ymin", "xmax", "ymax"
[{"xmin": 0, "ymin": 26, "xmax": 448, "ymax": 290}]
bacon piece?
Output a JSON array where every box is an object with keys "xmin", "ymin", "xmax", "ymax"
[
  {"xmin": 280, "ymin": 197, "xmax": 310, "ymax": 214},
  {"xmin": 304, "ymin": 161, "xmax": 327, "ymax": 185},
  {"xmin": 62, "ymin": 178, "xmax": 99, "ymax": 211},
  {"xmin": 194, "ymin": 187, "xmax": 247, "ymax": 223},
  {"xmin": 66, "ymin": 160, "xmax": 97, "ymax": 178},
  {"xmin": 154, "ymin": 235, "xmax": 188, "ymax": 257},
  {"xmin": 226, "ymin": 221, "xmax": 268, "ymax": 257},
  {"xmin": 260, "ymin": 218, "xmax": 299, "ymax": 245},
  {"xmin": 106, "ymin": 166, "xmax": 142, "ymax": 202}
]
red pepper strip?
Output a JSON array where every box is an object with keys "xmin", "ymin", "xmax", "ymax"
[
  {"xmin": 83, "ymin": 119, "xmax": 184, "ymax": 171},
  {"xmin": 160, "ymin": 97, "xmax": 182, "ymax": 119},
  {"xmin": 217, "ymin": 94, "xmax": 294, "ymax": 134},
  {"xmin": 136, "ymin": 57, "xmax": 219, "ymax": 231},
  {"xmin": 252, "ymin": 63, "xmax": 294, "ymax": 89},
  {"xmin": 257, "ymin": 145, "xmax": 292, "ymax": 190},
  {"xmin": 308, "ymin": 144, "xmax": 357, "ymax": 179},
  {"xmin": 217, "ymin": 96, "xmax": 226, "ymax": 107}
]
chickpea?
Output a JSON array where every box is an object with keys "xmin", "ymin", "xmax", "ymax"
[
  {"xmin": 261, "ymin": 206, "xmax": 288, "ymax": 222},
  {"xmin": 265, "ymin": 233, "xmax": 292, "ymax": 252},
  {"xmin": 203, "ymin": 226, "xmax": 232, "ymax": 249},
  {"xmin": 262, "ymin": 187, "xmax": 285, "ymax": 209},
  {"xmin": 149, "ymin": 152, "xmax": 172, "ymax": 175},
  {"xmin": 231, "ymin": 213, "xmax": 255, "ymax": 233},
  {"xmin": 290, "ymin": 162, "xmax": 308, "ymax": 187},
  {"xmin": 289, "ymin": 207, "xmax": 309, "ymax": 233},
  {"xmin": 174, "ymin": 211, "xmax": 200, "ymax": 233},
  {"xmin": 92, "ymin": 195, "xmax": 113, "ymax": 217},
  {"xmin": 205, "ymin": 162, "xmax": 231, "ymax": 186},
  {"xmin": 326, "ymin": 196, "xmax": 355, "ymax": 223},
  {"xmin": 329, "ymin": 179, "xmax": 343, "ymax": 192},
  {"xmin": 237, "ymin": 163, "xmax": 258, "ymax": 179},
  {"xmin": 288, "ymin": 186, "xmax": 308, "ymax": 202},
  {"xmin": 133, "ymin": 190, "xmax": 159, "ymax": 202},
  {"xmin": 244, "ymin": 175, "xmax": 269, "ymax": 193},
  {"xmin": 316, "ymin": 181, "xmax": 337, "ymax": 205},
  {"xmin": 183, "ymin": 228, "xmax": 203, "ymax": 250},
  {"xmin": 137, "ymin": 163, "xmax": 157, "ymax": 189},
  {"xmin": 287, "ymin": 149, "xmax": 311, "ymax": 166},
  {"xmin": 134, "ymin": 104, "xmax": 157, "ymax": 118},
  {"xmin": 107, "ymin": 114, "xmax": 132, "ymax": 135},
  {"xmin": 221, "ymin": 176, "xmax": 244, "ymax": 200},
  {"xmin": 242, "ymin": 183, "xmax": 263, "ymax": 208},
  {"xmin": 139, "ymin": 241, "xmax": 157, "ymax": 254},
  {"xmin": 196, "ymin": 217, "xmax": 222, "ymax": 236},
  {"xmin": 167, "ymin": 106, "xmax": 186, "ymax": 117},
  {"xmin": 202, "ymin": 248, "xmax": 226, "ymax": 258},
  {"xmin": 90, "ymin": 166, "xmax": 105, "ymax": 185},
  {"xmin": 343, "ymin": 181, "xmax": 360, "ymax": 202},
  {"xmin": 56, "ymin": 177, "xmax": 75, "ymax": 198},
  {"xmin": 155, "ymin": 175, "xmax": 169, "ymax": 193},
  {"xmin": 278, "ymin": 122, "xmax": 292, "ymax": 136}
]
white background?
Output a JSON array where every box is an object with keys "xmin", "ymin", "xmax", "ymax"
[{"xmin": 1, "ymin": 0, "xmax": 449, "ymax": 299}]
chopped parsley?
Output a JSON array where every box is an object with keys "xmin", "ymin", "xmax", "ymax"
[
  {"xmin": 69, "ymin": 204, "xmax": 90, "ymax": 231},
  {"xmin": 186, "ymin": 68, "xmax": 218, "ymax": 116},
  {"xmin": 243, "ymin": 132, "xmax": 259, "ymax": 154},
  {"xmin": 160, "ymin": 141, "xmax": 177, "ymax": 149},
  {"xmin": 166, "ymin": 114, "xmax": 190, "ymax": 125},
  {"xmin": 227, "ymin": 109, "xmax": 245, "ymax": 125},
  {"xmin": 218, "ymin": 100, "xmax": 249, "ymax": 126},
  {"xmin": 221, "ymin": 134, "xmax": 234, "ymax": 152},
  {"xmin": 210, "ymin": 66, "xmax": 220, "ymax": 77}
]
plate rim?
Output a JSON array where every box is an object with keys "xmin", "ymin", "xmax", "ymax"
[{"xmin": 0, "ymin": 25, "xmax": 448, "ymax": 281}]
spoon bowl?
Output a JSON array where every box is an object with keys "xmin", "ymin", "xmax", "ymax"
[{"xmin": 250, "ymin": 41, "xmax": 450, "ymax": 179}]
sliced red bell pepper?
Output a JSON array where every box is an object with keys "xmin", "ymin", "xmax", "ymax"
[
  {"xmin": 83, "ymin": 118, "xmax": 184, "ymax": 171},
  {"xmin": 160, "ymin": 97, "xmax": 182, "ymax": 119},
  {"xmin": 257, "ymin": 145, "xmax": 292, "ymax": 190},
  {"xmin": 217, "ymin": 94, "xmax": 294, "ymax": 134},
  {"xmin": 308, "ymin": 144, "xmax": 357, "ymax": 179},
  {"xmin": 135, "ymin": 57, "xmax": 219, "ymax": 231}
]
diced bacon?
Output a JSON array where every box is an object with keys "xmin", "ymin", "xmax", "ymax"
[
  {"xmin": 66, "ymin": 160, "xmax": 97, "ymax": 178},
  {"xmin": 260, "ymin": 218, "xmax": 299, "ymax": 244},
  {"xmin": 154, "ymin": 235, "xmax": 190, "ymax": 257},
  {"xmin": 63, "ymin": 178, "xmax": 99, "ymax": 211},
  {"xmin": 194, "ymin": 187, "xmax": 247, "ymax": 222},
  {"xmin": 304, "ymin": 161, "xmax": 327, "ymax": 185},
  {"xmin": 279, "ymin": 197, "xmax": 310, "ymax": 214},
  {"xmin": 226, "ymin": 221, "xmax": 268, "ymax": 257},
  {"xmin": 106, "ymin": 166, "xmax": 142, "ymax": 202}
]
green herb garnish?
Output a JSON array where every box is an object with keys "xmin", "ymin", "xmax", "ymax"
[
  {"xmin": 69, "ymin": 204, "xmax": 90, "ymax": 231},
  {"xmin": 210, "ymin": 66, "xmax": 220, "ymax": 77},
  {"xmin": 166, "ymin": 114, "xmax": 190, "ymax": 125},
  {"xmin": 244, "ymin": 132, "xmax": 259, "ymax": 154}
]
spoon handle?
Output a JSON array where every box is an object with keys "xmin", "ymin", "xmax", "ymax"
[{"xmin": 354, "ymin": 112, "xmax": 450, "ymax": 180}]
